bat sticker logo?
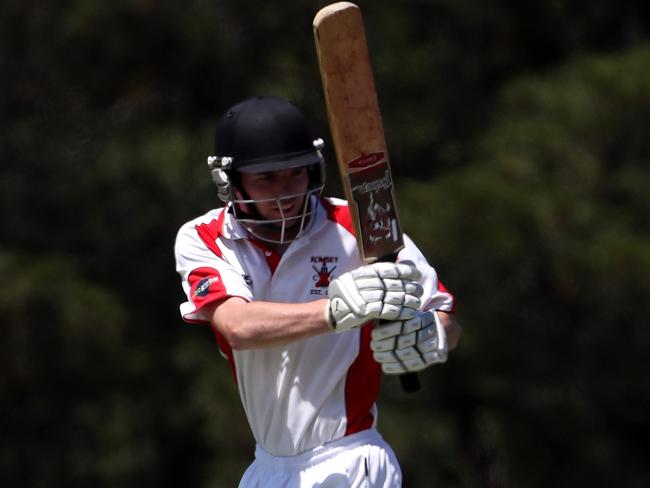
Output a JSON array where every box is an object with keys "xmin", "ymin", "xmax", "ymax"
[
  {"xmin": 348, "ymin": 152, "xmax": 386, "ymax": 170},
  {"xmin": 351, "ymin": 169, "xmax": 392, "ymax": 194},
  {"xmin": 366, "ymin": 192, "xmax": 394, "ymax": 243},
  {"xmin": 351, "ymin": 168, "xmax": 400, "ymax": 245}
]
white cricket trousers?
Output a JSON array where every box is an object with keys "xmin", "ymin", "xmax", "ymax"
[{"xmin": 238, "ymin": 428, "xmax": 402, "ymax": 487}]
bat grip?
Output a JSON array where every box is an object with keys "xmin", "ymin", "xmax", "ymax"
[
  {"xmin": 399, "ymin": 371, "xmax": 421, "ymax": 392},
  {"xmin": 377, "ymin": 253, "xmax": 421, "ymax": 393}
]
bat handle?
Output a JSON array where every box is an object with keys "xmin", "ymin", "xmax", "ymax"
[
  {"xmin": 400, "ymin": 373, "xmax": 420, "ymax": 392},
  {"xmin": 377, "ymin": 253, "xmax": 421, "ymax": 393}
]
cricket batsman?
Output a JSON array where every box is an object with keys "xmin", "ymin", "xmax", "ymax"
[{"xmin": 174, "ymin": 96, "xmax": 461, "ymax": 487}]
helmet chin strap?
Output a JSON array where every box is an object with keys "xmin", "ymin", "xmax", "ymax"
[{"xmin": 231, "ymin": 185, "xmax": 263, "ymax": 221}]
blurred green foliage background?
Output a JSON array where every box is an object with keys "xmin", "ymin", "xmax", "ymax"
[{"xmin": 1, "ymin": 0, "xmax": 649, "ymax": 486}]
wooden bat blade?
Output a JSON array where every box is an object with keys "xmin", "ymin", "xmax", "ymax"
[
  {"xmin": 315, "ymin": 2, "xmax": 420, "ymax": 393},
  {"xmin": 314, "ymin": 2, "xmax": 404, "ymax": 263}
]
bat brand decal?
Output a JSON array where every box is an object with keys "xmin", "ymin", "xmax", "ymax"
[
  {"xmin": 351, "ymin": 169, "xmax": 392, "ymax": 194},
  {"xmin": 366, "ymin": 192, "xmax": 393, "ymax": 244},
  {"xmin": 310, "ymin": 256, "xmax": 338, "ymax": 295},
  {"xmin": 349, "ymin": 162, "xmax": 402, "ymax": 256},
  {"xmin": 348, "ymin": 152, "xmax": 385, "ymax": 170}
]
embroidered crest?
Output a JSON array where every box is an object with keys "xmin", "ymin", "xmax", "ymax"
[
  {"xmin": 193, "ymin": 276, "xmax": 219, "ymax": 298},
  {"xmin": 310, "ymin": 256, "xmax": 338, "ymax": 295}
]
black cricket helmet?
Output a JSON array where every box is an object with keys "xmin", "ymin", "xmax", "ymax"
[
  {"xmin": 207, "ymin": 96, "xmax": 326, "ymax": 244},
  {"xmin": 214, "ymin": 95, "xmax": 324, "ymax": 173}
]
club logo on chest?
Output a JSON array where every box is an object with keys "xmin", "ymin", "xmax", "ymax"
[{"xmin": 310, "ymin": 256, "xmax": 338, "ymax": 295}]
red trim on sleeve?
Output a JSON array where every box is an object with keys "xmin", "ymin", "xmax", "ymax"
[
  {"xmin": 188, "ymin": 267, "xmax": 228, "ymax": 310},
  {"xmin": 321, "ymin": 199, "xmax": 356, "ymax": 237},
  {"xmin": 344, "ymin": 323, "xmax": 381, "ymax": 435}
]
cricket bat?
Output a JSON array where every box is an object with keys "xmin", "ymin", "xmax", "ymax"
[{"xmin": 314, "ymin": 1, "xmax": 420, "ymax": 392}]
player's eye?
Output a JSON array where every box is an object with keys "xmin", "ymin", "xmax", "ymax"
[{"xmin": 254, "ymin": 173, "xmax": 274, "ymax": 183}]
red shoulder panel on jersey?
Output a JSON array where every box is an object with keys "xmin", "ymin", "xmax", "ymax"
[
  {"xmin": 195, "ymin": 209, "xmax": 227, "ymax": 258},
  {"xmin": 321, "ymin": 198, "xmax": 356, "ymax": 237}
]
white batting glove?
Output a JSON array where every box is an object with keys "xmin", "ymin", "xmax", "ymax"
[
  {"xmin": 326, "ymin": 262, "xmax": 424, "ymax": 333},
  {"xmin": 370, "ymin": 309, "xmax": 448, "ymax": 374}
]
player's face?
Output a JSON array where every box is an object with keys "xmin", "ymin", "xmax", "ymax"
[{"xmin": 238, "ymin": 166, "xmax": 310, "ymax": 224}]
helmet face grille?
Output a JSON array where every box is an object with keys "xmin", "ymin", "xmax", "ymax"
[
  {"xmin": 233, "ymin": 188, "xmax": 325, "ymax": 244},
  {"xmin": 215, "ymin": 96, "xmax": 322, "ymax": 173}
]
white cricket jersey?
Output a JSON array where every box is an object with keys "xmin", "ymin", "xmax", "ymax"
[{"xmin": 174, "ymin": 196, "xmax": 454, "ymax": 457}]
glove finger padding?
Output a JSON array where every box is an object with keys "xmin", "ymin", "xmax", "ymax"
[
  {"xmin": 372, "ymin": 261, "xmax": 422, "ymax": 281},
  {"xmin": 370, "ymin": 320, "xmax": 403, "ymax": 340},
  {"xmin": 370, "ymin": 309, "xmax": 434, "ymax": 342},
  {"xmin": 370, "ymin": 310, "xmax": 448, "ymax": 374},
  {"xmin": 327, "ymin": 262, "xmax": 424, "ymax": 332},
  {"xmin": 379, "ymin": 303, "xmax": 419, "ymax": 321}
]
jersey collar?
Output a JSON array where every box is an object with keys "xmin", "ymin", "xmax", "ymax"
[{"xmin": 220, "ymin": 204, "xmax": 249, "ymax": 240}]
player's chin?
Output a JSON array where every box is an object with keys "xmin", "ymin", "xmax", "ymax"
[
  {"xmin": 267, "ymin": 205, "xmax": 303, "ymax": 222},
  {"xmin": 270, "ymin": 214, "xmax": 303, "ymax": 230},
  {"xmin": 274, "ymin": 199, "xmax": 303, "ymax": 216},
  {"xmin": 252, "ymin": 219, "xmax": 303, "ymax": 242}
]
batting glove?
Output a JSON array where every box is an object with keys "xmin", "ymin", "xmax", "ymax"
[
  {"xmin": 370, "ymin": 309, "xmax": 448, "ymax": 374},
  {"xmin": 326, "ymin": 262, "xmax": 423, "ymax": 333}
]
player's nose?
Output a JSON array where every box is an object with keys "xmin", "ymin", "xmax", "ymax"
[{"xmin": 276, "ymin": 175, "xmax": 304, "ymax": 196}]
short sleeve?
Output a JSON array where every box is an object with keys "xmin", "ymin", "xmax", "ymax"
[{"xmin": 174, "ymin": 217, "xmax": 253, "ymax": 323}]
